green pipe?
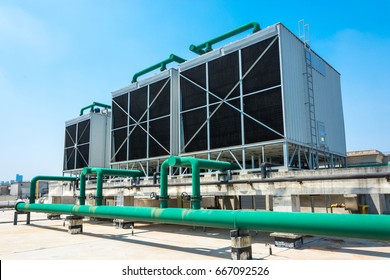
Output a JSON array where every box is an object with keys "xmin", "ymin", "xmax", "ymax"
[
  {"xmin": 159, "ymin": 160, "xmax": 170, "ymax": 208},
  {"xmin": 160, "ymin": 156, "xmax": 239, "ymax": 209},
  {"xmin": 79, "ymin": 173, "xmax": 86, "ymax": 205},
  {"xmin": 15, "ymin": 202, "xmax": 390, "ymax": 241},
  {"xmin": 79, "ymin": 102, "xmax": 111, "ymax": 116},
  {"xmin": 131, "ymin": 54, "xmax": 186, "ymax": 83},
  {"xmin": 80, "ymin": 167, "xmax": 144, "ymax": 206},
  {"xmin": 29, "ymin": 176, "xmax": 77, "ymax": 204},
  {"xmin": 189, "ymin": 22, "xmax": 261, "ymax": 55}
]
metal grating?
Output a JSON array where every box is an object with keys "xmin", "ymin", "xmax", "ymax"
[
  {"xmin": 63, "ymin": 119, "xmax": 90, "ymax": 170},
  {"xmin": 180, "ymin": 36, "xmax": 284, "ymax": 154},
  {"xmin": 111, "ymin": 78, "xmax": 171, "ymax": 163}
]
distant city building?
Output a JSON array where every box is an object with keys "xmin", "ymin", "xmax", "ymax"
[{"xmin": 15, "ymin": 174, "xmax": 23, "ymax": 182}]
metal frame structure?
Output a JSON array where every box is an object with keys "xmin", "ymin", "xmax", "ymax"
[
  {"xmin": 109, "ymin": 23, "xmax": 346, "ymax": 177},
  {"xmin": 63, "ymin": 109, "xmax": 111, "ymax": 175},
  {"xmin": 110, "ymin": 69, "xmax": 179, "ymax": 176},
  {"xmin": 179, "ymin": 35, "xmax": 284, "ymax": 170},
  {"xmin": 176, "ymin": 23, "xmax": 345, "ymax": 173}
]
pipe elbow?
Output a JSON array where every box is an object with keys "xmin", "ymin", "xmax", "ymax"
[
  {"xmin": 168, "ymin": 155, "xmax": 182, "ymax": 166},
  {"xmin": 15, "ymin": 201, "xmax": 25, "ymax": 211},
  {"xmin": 169, "ymin": 54, "xmax": 186, "ymax": 64},
  {"xmin": 251, "ymin": 22, "xmax": 261, "ymax": 33},
  {"xmin": 190, "ymin": 159, "xmax": 200, "ymax": 171},
  {"xmin": 81, "ymin": 167, "xmax": 91, "ymax": 175},
  {"xmin": 161, "ymin": 159, "xmax": 170, "ymax": 170}
]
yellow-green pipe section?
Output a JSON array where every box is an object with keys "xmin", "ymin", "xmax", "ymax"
[
  {"xmin": 15, "ymin": 202, "xmax": 390, "ymax": 241},
  {"xmin": 29, "ymin": 176, "xmax": 77, "ymax": 204}
]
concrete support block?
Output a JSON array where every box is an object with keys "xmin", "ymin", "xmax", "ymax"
[
  {"xmin": 369, "ymin": 194, "xmax": 387, "ymax": 214},
  {"xmin": 270, "ymin": 232, "xmax": 303, "ymax": 248},
  {"xmin": 65, "ymin": 216, "xmax": 83, "ymax": 234},
  {"xmin": 230, "ymin": 230, "xmax": 252, "ymax": 260},
  {"xmin": 273, "ymin": 195, "xmax": 301, "ymax": 212},
  {"xmin": 113, "ymin": 219, "xmax": 134, "ymax": 229}
]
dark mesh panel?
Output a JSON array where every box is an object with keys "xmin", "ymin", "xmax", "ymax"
[
  {"xmin": 180, "ymin": 64, "xmax": 206, "ymax": 110},
  {"xmin": 64, "ymin": 148, "xmax": 75, "ymax": 170},
  {"xmin": 112, "ymin": 128, "xmax": 127, "ymax": 162},
  {"xmin": 77, "ymin": 120, "xmax": 90, "ymax": 144},
  {"xmin": 76, "ymin": 144, "xmax": 89, "ymax": 169},
  {"xmin": 65, "ymin": 124, "xmax": 76, "ymax": 148},
  {"xmin": 130, "ymin": 87, "xmax": 147, "ymax": 124},
  {"xmin": 149, "ymin": 78, "xmax": 170, "ymax": 119},
  {"xmin": 209, "ymin": 51, "xmax": 240, "ymax": 103},
  {"xmin": 181, "ymin": 108, "xmax": 207, "ymax": 152},
  {"xmin": 242, "ymin": 36, "xmax": 281, "ymax": 94},
  {"xmin": 76, "ymin": 146, "xmax": 88, "ymax": 168},
  {"xmin": 149, "ymin": 117, "xmax": 170, "ymax": 157},
  {"xmin": 128, "ymin": 124, "xmax": 147, "ymax": 160},
  {"xmin": 244, "ymin": 88, "xmax": 284, "ymax": 143},
  {"xmin": 112, "ymin": 94, "xmax": 128, "ymax": 129},
  {"xmin": 210, "ymin": 99, "xmax": 242, "ymax": 149}
]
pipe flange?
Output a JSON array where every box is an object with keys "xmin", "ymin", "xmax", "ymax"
[
  {"xmin": 191, "ymin": 196, "xmax": 202, "ymax": 201},
  {"xmin": 159, "ymin": 195, "xmax": 169, "ymax": 201}
]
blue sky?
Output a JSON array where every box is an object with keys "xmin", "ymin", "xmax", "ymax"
[{"xmin": 0, "ymin": 0, "xmax": 389, "ymax": 180}]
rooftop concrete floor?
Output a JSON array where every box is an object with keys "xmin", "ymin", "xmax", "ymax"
[{"xmin": 1, "ymin": 209, "xmax": 390, "ymax": 260}]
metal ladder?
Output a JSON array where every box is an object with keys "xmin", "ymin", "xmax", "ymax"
[{"xmin": 299, "ymin": 20, "xmax": 318, "ymax": 169}]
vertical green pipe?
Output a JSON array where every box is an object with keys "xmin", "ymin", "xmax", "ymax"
[
  {"xmin": 92, "ymin": 168, "xmax": 143, "ymax": 206},
  {"xmin": 95, "ymin": 169, "xmax": 103, "ymax": 206},
  {"xmin": 79, "ymin": 172, "xmax": 86, "ymax": 205},
  {"xmin": 160, "ymin": 160, "xmax": 170, "ymax": 208},
  {"xmin": 160, "ymin": 156, "xmax": 239, "ymax": 209},
  {"xmin": 81, "ymin": 168, "xmax": 143, "ymax": 206},
  {"xmin": 29, "ymin": 177, "xmax": 38, "ymax": 204},
  {"xmin": 191, "ymin": 160, "xmax": 201, "ymax": 209}
]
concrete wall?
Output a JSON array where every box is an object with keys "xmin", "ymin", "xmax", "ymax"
[
  {"xmin": 48, "ymin": 165, "xmax": 390, "ymax": 213},
  {"xmin": 0, "ymin": 185, "xmax": 10, "ymax": 195}
]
